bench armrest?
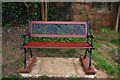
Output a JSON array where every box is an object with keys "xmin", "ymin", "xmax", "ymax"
[
  {"xmin": 87, "ymin": 34, "xmax": 95, "ymax": 49},
  {"xmin": 87, "ymin": 34, "xmax": 95, "ymax": 39},
  {"xmin": 21, "ymin": 33, "xmax": 28, "ymax": 38},
  {"xmin": 21, "ymin": 33, "xmax": 30, "ymax": 49}
]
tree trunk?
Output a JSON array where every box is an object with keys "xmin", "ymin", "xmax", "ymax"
[
  {"xmin": 115, "ymin": 2, "xmax": 120, "ymax": 32},
  {"xmin": 45, "ymin": 2, "xmax": 48, "ymax": 21},
  {"xmin": 41, "ymin": 2, "xmax": 45, "ymax": 21},
  {"xmin": 41, "ymin": 2, "xmax": 48, "ymax": 21}
]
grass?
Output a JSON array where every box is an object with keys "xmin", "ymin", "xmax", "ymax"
[
  {"xmin": 64, "ymin": 49, "xmax": 77, "ymax": 58},
  {"xmin": 13, "ymin": 58, "xmax": 24, "ymax": 69},
  {"xmin": 110, "ymin": 49, "xmax": 120, "ymax": 62},
  {"xmin": 2, "ymin": 75, "xmax": 23, "ymax": 80},
  {"xmin": 110, "ymin": 38, "xmax": 120, "ymax": 44},
  {"xmin": 92, "ymin": 51, "xmax": 119, "ymax": 75},
  {"xmin": 110, "ymin": 49, "xmax": 119, "ymax": 55},
  {"xmin": 94, "ymin": 36, "xmax": 107, "ymax": 41},
  {"xmin": 105, "ymin": 42, "xmax": 113, "ymax": 47},
  {"xmin": 91, "ymin": 27, "xmax": 119, "ymax": 76},
  {"xmin": 37, "ymin": 48, "xmax": 78, "ymax": 57},
  {"xmin": 93, "ymin": 43, "xmax": 101, "ymax": 49},
  {"xmin": 37, "ymin": 49, "xmax": 56, "ymax": 56},
  {"xmin": 101, "ymin": 27, "xmax": 119, "ymax": 35}
]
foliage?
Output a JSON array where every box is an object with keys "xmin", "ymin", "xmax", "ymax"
[
  {"xmin": 65, "ymin": 49, "xmax": 77, "ymax": 54},
  {"xmin": 2, "ymin": 2, "xmax": 70, "ymax": 27},
  {"xmin": 110, "ymin": 49, "xmax": 120, "ymax": 63},
  {"xmin": 64, "ymin": 49, "xmax": 77, "ymax": 57},
  {"xmin": 3, "ymin": 23, "xmax": 12, "ymax": 29},
  {"xmin": 2, "ymin": 3, "xmax": 27, "ymax": 27},
  {"xmin": 92, "ymin": 51, "xmax": 119, "ymax": 75},
  {"xmin": 101, "ymin": 27, "xmax": 119, "ymax": 35},
  {"xmin": 48, "ymin": 3, "xmax": 70, "ymax": 21},
  {"xmin": 93, "ymin": 43, "xmax": 101, "ymax": 49},
  {"xmin": 110, "ymin": 38, "xmax": 120, "ymax": 44},
  {"xmin": 30, "ymin": 37, "xmax": 86, "ymax": 42},
  {"xmin": 2, "ymin": 2, "xmax": 41, "ymax": 27},
  {"xmin": 2, "ymin": 75, "xmax": 23, "ymax": 80}
]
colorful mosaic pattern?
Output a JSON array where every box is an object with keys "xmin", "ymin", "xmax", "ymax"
[{"xmin": 32, "ymin": 24, "xmax": 86, "ymax": 35}]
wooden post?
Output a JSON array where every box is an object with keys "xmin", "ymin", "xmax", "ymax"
[{"xmin": 115, "ymin": 2, "xmax": 120, "ymax": 32}]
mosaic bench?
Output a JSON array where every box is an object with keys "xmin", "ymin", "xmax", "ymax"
[{"xmin": 21, "ymin": 21, "xmax": 95, "ymax": 74}]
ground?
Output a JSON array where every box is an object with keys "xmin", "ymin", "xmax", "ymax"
[{"xmin": 2, "ymin": 27, "xmax": 119, "ymax": 78}]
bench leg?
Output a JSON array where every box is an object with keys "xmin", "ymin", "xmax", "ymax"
[
  {"xmin": 84, "ymin": 49, "xmax": 88, "ymax": 59},
  {"xmin": 29, "ymin": 48, "xmax": 32, "ymax": 58},
  {"xmin": 24, "ymin": 48, "xmax": 27, "ymax": 69},
  {"xmin": 89, "ymin": 48, "xmax": 92, "ymax": 70}
]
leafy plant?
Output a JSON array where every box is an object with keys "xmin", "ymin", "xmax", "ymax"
[
  {"xmin": 110, "ymin": 38, "xmax": 120, "ymax": 44},
  {"xmin": 3, "ymin": 23, "xmax": 12, "ymax": 29},
  {"xmin": 2, "ymin": 2, "xmax": 41, "ymax": 27}
]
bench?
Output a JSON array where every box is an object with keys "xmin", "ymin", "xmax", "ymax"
[{"xmin": 21, "ymin": 21, "xmax": 95, "ymax": 74}]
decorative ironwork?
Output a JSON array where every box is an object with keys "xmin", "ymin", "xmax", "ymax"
[{"xmin": 32, "ymin": 24, "xmax": 86, "ymax": 35}]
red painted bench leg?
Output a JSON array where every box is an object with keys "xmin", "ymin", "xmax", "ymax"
[
  {"xmin": 80, "ymin": 57, "xmax": 96, "ymax": 75},
  {"xmin": 18, "ymin": 57, "xmax": 36, "ymax": 73}
]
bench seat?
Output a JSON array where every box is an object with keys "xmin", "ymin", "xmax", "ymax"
[{"xmin": 23, "ymin": 41, "xmax": 92, "ymax": 49}]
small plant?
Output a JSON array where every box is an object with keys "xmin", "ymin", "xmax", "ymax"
[
  {"xmin": 3, "ymin": 23, "xmax": 12, "ymax": 29},
  {"xmin": 105, "ymin": 42, "xmax": 112, "ymax": 47},
  {"xmin": 110, "ymin": 38, "xmax": 120, "ymax": 44},
  {"xmin": 12, "ymin": 58, "xmax": 24, "ymax": 69},
  {"xmin": 93, "ymin": 43, "xmax": 101, "ymax": 49}
]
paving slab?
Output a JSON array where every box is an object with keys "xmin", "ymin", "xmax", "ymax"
[{"xmin": 20, "ymin": 57, "xmax": 96, "ymax": 78}]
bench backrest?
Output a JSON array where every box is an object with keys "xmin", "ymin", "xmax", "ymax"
[{"xmin": 29, "ymin": 21, "xmax": 89, "ymax": 38}]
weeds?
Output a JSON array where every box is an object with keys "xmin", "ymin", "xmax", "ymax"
[
  {"xmin": 92, "ymin": 51, "xmax": 118, "ymax": 75},
  {"xmin": 101, "ymin": 27, "xmax": 119, "ymax": 35},
  {"xmin": 3, "ymin": 23, "xmax": 12, "ymax": 29},
  {"xmin": 93, "ymin": 43, "xmax": 101, "ymax": 49},
  {"xmin": 105, "ymin": 42, "xmax": 113, "ymax": 47},
  {"xmin": 94, "ymin": 36, "xmax": 107, "ymax": 41},
  {"xmin": 110, "ymin": 49, "xmax": 120, "ymax": 63},
  {"xmin": 66, "ymin": 49, "xmax": 77, "ymax": 54},
  {"xmin": 110, "ymin": 38, "xmax": 120, "ymax": 44},
  {"xmin": 64, "ymin": 49, "xmax": 77, "ymax": 57},
  {"xmin": 2, "ymin": 75, "xmax": 23, "ymax": 80}
]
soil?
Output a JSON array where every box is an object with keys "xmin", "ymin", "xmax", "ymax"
[{"xmin": 2, "ymin": 27, "xmax": 119, "ymax": 78}]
